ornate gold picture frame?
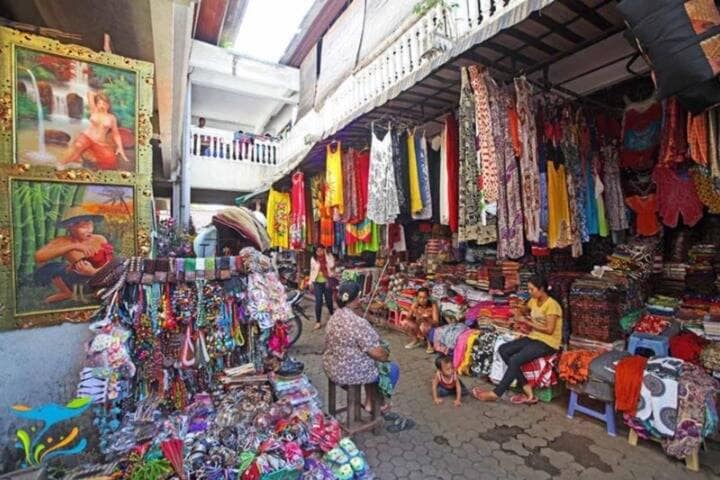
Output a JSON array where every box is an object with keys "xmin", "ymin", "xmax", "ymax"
[{"xmin": 0, "ymin": 26, "xmax": 154, "ymax": 330}]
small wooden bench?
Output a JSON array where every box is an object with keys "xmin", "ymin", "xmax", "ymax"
[{"xmin": 328, "ymin": 379, "xmax": 383, "ymax": 436}]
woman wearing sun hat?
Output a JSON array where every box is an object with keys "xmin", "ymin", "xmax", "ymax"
[{"xmin": 34, "ymin": 206, "xmax": 113, "ymax": 303}]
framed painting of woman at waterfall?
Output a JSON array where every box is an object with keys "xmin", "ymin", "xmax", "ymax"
[{"xmin": 0, "ymin": 26, "xmax": 155, "ymax": 330}]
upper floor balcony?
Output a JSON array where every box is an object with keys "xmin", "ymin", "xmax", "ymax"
[{"xmin": 188, "ymin": 125, "xmax": 281, "ymax": 192}]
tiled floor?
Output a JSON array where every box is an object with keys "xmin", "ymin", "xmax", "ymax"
[{"xmin": 294, "ymin": 309, "xmax": 720, "ymax": 479}]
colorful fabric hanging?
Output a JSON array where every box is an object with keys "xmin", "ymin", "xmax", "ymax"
[
  {"xmin": 325, "ymin": 142, "xmax": 344, "ymax": 214},
  {"xmin": 625, "ymin": 194, "xmax": 662, "ymax": 236},
  {"xmin": 412, "ymin": 132, "xmax": 432, "ymax": 220},
  {"xmin": 468, "ymin": 65, "xmax": 499, "ymax": 204},
  {"xmin": 342, "ymin": 148, "xmax": 359, "ymax": 223},
  {"xmin": 602, "ymin": 145, "xmax": 629, "ymax": 231},
  {"xmin": 407, "ymin": 132, "xmax": 423, "ymax": 214},
  {"xmin": 658, "ymin": 97, "xmax": 688, "ymax": 166},
  {"xmin": 290, "ymin": 171, "xmax": 306, "ymax": 250},
  {"xmin": 391, "ymin": 129, "xmax": 410, "ymax": 218},
  {"xmin": 458, "ymin": 67, "xmax": 496, "ymax": 245},
  {"xmin": 266, "ymin": 188, "xmax": 290, "ymax": 249},
  {"xmin": 445, "ymin": 113, "xmax": 460, "ymax": 233},
  {"xmin": 620, "ymin": 99, "xmax": 662, "ymax": 171},
  {"xmin": 310, "ymin": 174, "xmax": 324, "ymax": 222},
  {"xmin": 355, "ymin": 149, "xmax": 370, "ymax": 221},
  {"xmin": 688, "ymin": 111, "xmax": 709, "ymax": 165},
  {"xmin": 692, "ymin": 167, "xmax": 720, "ymax": 213},
  {"xmin": 546, "ymin": 138, "xmax": 572, "ymax": 249},
  {"xmin": 366, "ymin": 123, "xmax": 400, "ymax": 225},
  {"xmin": 652, "ymin": 166, "xmax": 703, "ymax": 227},
  {"xmin": 438, "ymin": 131, "xmax": 449, "ymax": 225},
  {"xmin": 487, "ymin": 79, "xmax": 524, "ymax": 259},
  {"xmin": 514, "ymin": 77, "xmax": 541, "ymax": 243}
]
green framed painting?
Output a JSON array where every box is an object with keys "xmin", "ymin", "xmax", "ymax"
[{"xmin": 0, "ymin": 26, "xmax": 155, "ymax": 330}]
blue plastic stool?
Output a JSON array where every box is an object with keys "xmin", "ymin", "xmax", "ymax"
[
  {"xmin": 566, "ymin": 390, "xmax": 617, "ymax": 436},
  {"xmin": 627, "ymin": 333, "xmax": 670, "ymax": 357}
]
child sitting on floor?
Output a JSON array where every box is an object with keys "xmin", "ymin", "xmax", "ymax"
[{"xmin": 431, "ymin": 355, "xmax": 468, "ymax": 406}]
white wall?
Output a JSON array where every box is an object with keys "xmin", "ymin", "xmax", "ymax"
[{"xmin": 189, "ymin": 155, "xmax": 275, "ymax": 192}]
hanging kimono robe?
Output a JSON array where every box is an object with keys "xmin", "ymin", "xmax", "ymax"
[
  {"xmin": 266, "ymin": 188, "xmax": 290, "ymax": 249},
  {"xmin": 290, "ymin": 171, "xmax": 306, "ymax": 250}
]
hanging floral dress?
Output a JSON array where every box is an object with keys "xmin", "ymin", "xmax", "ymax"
[
  {"xmin": 366, "ymin": 123, "xmax": 400, "ymax": 225},
  {"xmin": 266, "ymin": 188, "xmax": 290, "ymax": 249},
  {"xmin": 468, "ymin": 65, "xmax": 499, "ymax": 205},
  {"xmin": 325, "ymin": 143, "xmax": 344, "ymax": 217}
]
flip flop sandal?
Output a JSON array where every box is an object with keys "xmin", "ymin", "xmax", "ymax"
[
  {"xmin": 383, "ymin": 412, "xmax": 401, "ymax": 421},
  {"xmin": 510, "ymin": 394, "xmax": 538, "ymax": 405},
  {"xmin": 386, "ymin": 417, "xmax": 415, "ymax": 433}
]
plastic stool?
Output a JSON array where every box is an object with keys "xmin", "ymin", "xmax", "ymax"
[
  {"xmin": 627, "ymin": 333, "xmax": 670, "ymax": 357},
  {"xmin": 566, "ymin": 390, "xmax": 617, "ymax": 436}
]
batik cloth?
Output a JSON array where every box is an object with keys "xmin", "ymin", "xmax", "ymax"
[
  {"xmin": 470, "ymin": 330, "xmax": 498, "ymax": 377},
  {"xmin": 652, "ymin": 166, "xmax": 703, "ymax": 228},
  {"xmin": 468, "ymin": 65, "xmax": 499, "ymax": 203},
  {"xmin": 561, "ymin": 133, "xmax": 584, "ymax": 257},
  {"xmin": 636, "ymin": 357, "xmax": 684, "ymax": 437},
  {"xmin": 514, "ymin": 77, "xmax": 541, "ymax": 242},
  {"xmin": 266, "ymin": 188, "xmax": 290, "ymax": 249},
  {"xmin": 458, "ymin": 66, "xmax": 496, "ymax": 244},
  {"xmin": 487, "ymin": 80, "xmax": 524, "ymax": 259},
  {"xmin": 663, "ymin": 364, "xmax": 720, "ymax": 459},
  {"xmin": 601, "ymin": 145, "xmax": 629, "ymax": 230}
]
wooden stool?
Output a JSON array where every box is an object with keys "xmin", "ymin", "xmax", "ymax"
[
  {"xmin": 628, "ymin": 429, "xmax": 700, "ymax": 471},
  {"xmin": 328, "ymin": 379, "xmax": 383, "ymax": 436}
]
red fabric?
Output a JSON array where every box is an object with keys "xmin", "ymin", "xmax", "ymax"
[
  {"xmin": 615, "ymin": 355, "xmax": 648, "ymax": 416},
  {"xmin": 445, "ymin": 114, "xmax": 459, "ymax": 233},
  {"xmin": 316, "ymin": 251, "xmax": 329, "ymax": 278},
  {"xmin": 74, "ymin": 133, "xmax": 118, "ymax": 170},
  {"xmin": 521, "ymin": 353, "xmax": 559, "ymax": 389},
  {"xmin": 354, "ymin": 150, "xmax": 370, "ymax": 221},
  {"xmin": 625, "ymin": 195, "xmax": 662, "ymax": 236},
  {"xmin": 651, "ymin": 166, "xmax": 703, "ymax": 228},
  {"xmin": 658, "ymin": 97, "xmax": 688, "ymax": 166},
  {"xmin": 620, "ymin": 101, "xmax": 662, "ymax": 170},
  {"xmin": 670, "ymin": 332, "xmax": 708, "ymax": 365},
  {"xmin": 633, "ymin": 314, "xmax": 670, "ymax": 335}
]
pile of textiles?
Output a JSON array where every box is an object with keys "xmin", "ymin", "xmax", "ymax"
[
  {"xmin": 657, "ymin": 263, "xmax": 688, "ymax": 296},
  {"xmin": 706, "ymin": 317, "xmax": 720, "ymax": 340},
  {"xmin": 558, "ymin": 350, "xmax": 600, "ymax": 385},
  {"xmin": 701, "ymin": 342, "xmax": 720, "ymax": 371},
  {"xmin": 454, "ymin": 329, "xmax": 481, "ymax": 372},
  {"xmin": 465, "ymin": 301, "xmax": 514, "ymax": 328},
  {"xmin": 548, "ymin": 272, "xmax": 584, "ymax": 343},
  {"xmin": 568, "ymin": 335, "xmax": 624, "ymax": 352},
  {"xmin": 623, "ymin": 360, "xmax": 720, "ymax": 461},
  {"xmin": 469, "ymin": 328, "xmax": 499, "ymax": 377},
  {"xmin": 520, "ymin": 353, "xmax": 559, "ymax": 389},
  {"xmin": 633, "ymin": 314, "xmax": 671, "ymax": 335},
  {"xmin": 569, "ymin": 278, "xmax": 626, "ymax": 342},
  {"xmin": 670, "ymin": 331, "xmax": 709, "ymax": 365},
  {"xmin": 645, "ymin": 295, "xmax": 680, "ymax": 315},
  {"xmin": 489, "ymin": 332, "xmax": 521, "ymax": 384},
  {"xmin": 432, "ymin": 323, "xmax": 469, "ymax": 355},
  {"xmin": 675, "ymin": 296, "xmax": 720, "ymax": 331},
  {"xmin": 214, "ymin": 207, "xmax": 271, "ymax": 252},
  {"xmin": 567, "ymin": 350, "xmax": 630, "ymax": 403},
  {"xmin": 685, "ymin": 243, "xmax": 719, "ymax": 296},
  {"xmin": 534, "ymin": 250, "xmax": 582, "ymax": 278}
]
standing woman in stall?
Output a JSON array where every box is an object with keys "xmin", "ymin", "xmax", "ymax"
[
  {"xmin": 473, "ymin": 275, "xmax": 562, "ymax": 404},
  {"xmin": 309, "ymin": 246, "xmax": 337, "ymax": 330}
]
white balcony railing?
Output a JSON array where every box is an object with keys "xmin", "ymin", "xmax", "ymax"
[
  {"xmin": 273, "ymin": 0, "xmax": 542, "ymax": 176},
  {"xmin": 190, "ymin": 126, "xmax": 280, "ymax": 165}
]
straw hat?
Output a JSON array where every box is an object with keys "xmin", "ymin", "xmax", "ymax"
[{"xmin": 57, "ymin": 206, "xmax": 104, "ymax": 228}]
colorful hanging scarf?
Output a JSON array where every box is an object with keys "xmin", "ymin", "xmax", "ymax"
[{"xmin": 290, "ymin": 171, "xmax": 306, "ymax": 250}]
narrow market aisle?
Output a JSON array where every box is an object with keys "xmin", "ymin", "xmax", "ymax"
[{"xmin": 292, "ymin": 304, "xmax": 720, "ymax": 480}]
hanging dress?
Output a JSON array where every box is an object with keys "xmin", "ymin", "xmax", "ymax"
[
  {"xmin": 438, "ymin": 131, "xmax": 450, "ymax": 225},
  {"xmin": 366, "ymin": 123, "xmax": 400, "ymax": 225},
  {"xmin": 658, "ymin": 97, "xmax": 688, "ymax": 166},
  {"xmin": 341, "ymin": 148, "xmax": 358, "ymax": 223},
  {"xmin": 266, "ymin": 188, "xmax": 290, "ymax": 249},
  {"xmin": 561, "ymin": 124, "xmax": 584, "ymax": 257},
  {"xmin": 514, "ymin": 77, "xmax": 541, "ymax": 243},
  {"xmin": 651, "ymin": 166, "xmax": 704, "ymax": 227},
  {"xmin": 326, "ymin": 142, "xmax": 344, "ymax": 215},
  {"xmin": 625, "ymin": 194, "xmax": 662, "ymax": 236},
  {"xmin": 413, "ymin": 132, "xmax": 433, "ymax": 220},
  {"xmin": 546, "ymin": 121, "xmax": 573, "ymax": 249},
  {"xmin": 290, "ymin": 171, "xmax": 306, "ymax": 250},
  {"xmin": 458, "ymin": 66, "xmax": 496, "ymax": 245},
  {"xmin": 601, "ymin": 145, "xmax": 629, "ymax": 231},
  {"xmin": 407, "ymin": 131, "xmax": 423, "ymax": 214},
  {"xmin": 391, "ymin": 129, "xmax": 410, "ymax": 218},
  {"xmin": 468, "ymin": 65, "xmax": 499, "ymax": 205},
  {"xmin": 354, "ymin": 149, "xmax": 370, "ymax": 220},
  {"xmin": 487, "ymin": 79, "xmax": 524, "ymax": 259},
  {"xmin": 445, "ymin": 113, "xmax": 460, "ymax": 233},
  {"xmin": 620, "ymin": 99, "xmax": 662, "ymax": 171}
]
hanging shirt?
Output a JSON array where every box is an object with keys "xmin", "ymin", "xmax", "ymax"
[
  {"xmin": 547, "ymin": 159, "xmax": 573, "ymax": 249},
  {"xmin": 625, "ymin": 194, "xmax": 662, "ymax": 236},
  {"xmin": 326, "ymin": 142, "xmax": 344, "ymax": 214},
  {"xmin": 620, "ymin": 99, "xmax": 662, "ymax": 171},
  {"xmin": 266, "ymin": 188, "xmax": 290, "ymax": 249},
  {"xmin": 651, "ymin": 166, "xmax": 703, "ymax": 228}
]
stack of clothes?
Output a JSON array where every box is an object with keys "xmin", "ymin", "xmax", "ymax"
[
  {"xmin": 685, "ymin": 244, "xmax": 719, "ymax": 296},
  {"xmin": 549, "ymin": 272, "xmax": 584, "ymax": 343},
  {"xmin": 658, "ymin": 263, "xmax": 688, "ymax": 296},
  {"xmin": 560, "ymin": 349, "xmax": 629, "ymax": 402},
  {"xmin": 569, "ymin": 278, "xmax": 626, "ymax": 342}
]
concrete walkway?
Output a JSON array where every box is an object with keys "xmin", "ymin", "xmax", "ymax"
[{"xmin": 293, "ymin": 311, "xmax": 720, "ymax": 479}]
